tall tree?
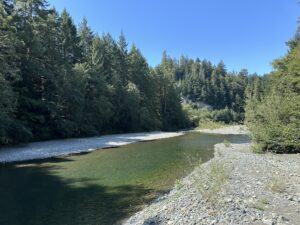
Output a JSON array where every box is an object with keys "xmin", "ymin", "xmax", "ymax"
[
  {"xmin": 78, "ymin": 18, "xmax": 93, "ymax": 61},
  {"xmin": 246, "ymin": 24, "xmax": 300, "ymax": 153}
]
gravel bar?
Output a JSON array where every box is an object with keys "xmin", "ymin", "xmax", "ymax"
[
  {"xmin": 0, "ymin": 131, "xmax": 185, "ymax": 163},
  {"xmin": 124, "ymin": 127, "xmax": 300, "ymax": 225}
]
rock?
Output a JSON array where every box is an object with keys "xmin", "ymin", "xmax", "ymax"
[
  {"xmin": 262, "ymin": 217, "xmax": 275, "ymax": 225},
  {"xmin": 287, "ymin": 195, "xmax": 293, "ymax": 201},
  {"xmin": 271, "ymin": 213, "xmax": 278, "ymax": 219},
  {"xmin": 123, "ymin": 135, "xmax": 300, "ymax": 225},
  {"xmin": 225, "ymin": 197, "xmax": 233, "ymax": 203},
  {"xmin": 251, "ymin": 216, "xmax": 257, "ymax": 221},
  {"xmin": 277, "ymin": 215, "xmax": 289, "ymax": 223},
  {"xmin": 210, "ymin": 220, "xmax": 217, "ymax": 225}
]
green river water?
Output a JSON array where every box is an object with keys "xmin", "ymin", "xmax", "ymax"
[{"xmin": 0, "ymin": 132, "xmax": 249, "ymax": 225}]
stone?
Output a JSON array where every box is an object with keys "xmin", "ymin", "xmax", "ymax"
[
  {"xmin": 225, "ymin": 197, "xmax": 233, "ymax": 203},
  {"xmin": 277, "ymin": 215, "xmax": 289, "ymax": 222},
  {"xmin": 262, "ymin": 217, "xmax": 275, "ymax": 225}
]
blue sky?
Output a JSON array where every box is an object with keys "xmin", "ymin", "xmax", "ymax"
[{"xmin": 48, "ymin": 0, "xmax": 299, "ymax": 74}]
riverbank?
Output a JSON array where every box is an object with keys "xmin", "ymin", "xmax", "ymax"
[
  {"xmin": 0, "ymin": 126, "xmax": 247, "ymax": 163},
  {"xmin": 124, "ymin": 126, "xmax": 300, "ymax": 225},
  {"xmin": 196, "ymin": 125, "xmax": 249, "ymax": 135},
  {"xmin": 0, "ymin": 131, "xmax": 185, "ymax": 163}
]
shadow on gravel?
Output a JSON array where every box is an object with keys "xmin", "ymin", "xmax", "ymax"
[{"xmin": 142, "ymin": 216, "xmax": 163, "ymax": 225}]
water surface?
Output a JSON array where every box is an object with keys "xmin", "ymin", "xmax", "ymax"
[{"xmin": 0, "ymin": 132, "xmax": 249, "ymax": 225}]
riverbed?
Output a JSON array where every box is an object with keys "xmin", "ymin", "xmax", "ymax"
[{"xmin": 0, "ymin": 132, "xmax": 249, "ymax": 225}]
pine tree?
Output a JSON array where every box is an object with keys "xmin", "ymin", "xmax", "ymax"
[
  {"xmin": 0, "ymin": 0, "xmax": 32, "ymax": 143},
  {"xmin": 246, "ymin": 24, "xmax": 300, "ymax": 153},
  {"xmin": 78, "ymin": 18, "xmax": 93, "ymax": 61},
  {"xmin": 60, "ymin": 9, "xmax": 80, "ymax": 64}
]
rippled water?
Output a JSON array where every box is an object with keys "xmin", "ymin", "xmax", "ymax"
[{"xmin": 0, "ymin": 132, "xmax": 249, "ymax": 225}]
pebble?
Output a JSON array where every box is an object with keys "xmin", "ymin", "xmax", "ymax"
[
  {"xmin": 123, "ymin": 137, "xmax": 300, "ymax": 225},
  {"xmin": 262, "ymin": 217, "xmax": 275, "ymax": 225}
]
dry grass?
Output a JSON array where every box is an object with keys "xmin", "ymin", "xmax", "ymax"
[
  {"xmin": 267, "ymin": 176, "xmax": 286, "ymax": 193},
  {"xmin": 251, "ymin": 143, "xmax": 265, "ymax": 154},
  {"xmin": 198, "ymin": 121, "xmax": 228, "ymax": 130},
  {"xmin": 192, "ymin": 160, "xmax": 229, "ymax": 206},
  {"xmin": 175, "ymin": 179, "xmax": 183, "ymax": 190},
  {"xmin": 223, "ymin": 139, "xmax": 231, "ymax": 147},
  {"xmin": 252, "ymin": 197, "xmax": 269, "ymax": 211}
]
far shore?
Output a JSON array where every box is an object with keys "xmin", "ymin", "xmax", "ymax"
[
  {"xmin": 196, "ymin": 125, "xmax": 249, "ymax": 135},
  {"xmin": 0, "ymin": 131, "xmax": 187, "ymax": 163},
  {"xmin": 0, "ymin": 125, "xmax": 249, "ymax": 164}
]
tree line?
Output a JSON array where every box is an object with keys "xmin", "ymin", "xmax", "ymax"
[
  {"xmin": 0, "ymin": 0, "xmax": 189, "ymax": 144},
  {"xmin": 246, "ymin": 21, "xmax": 300, "ymax": 153},
  {"xmin": 1, "ymin": 0, "xmax": 274, "ymax": 147},
  {"xmin": 158, "ymin": 52, "xmax": 266, "ymax": 123}
]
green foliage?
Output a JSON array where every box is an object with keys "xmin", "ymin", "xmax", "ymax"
[
  {"xmin": 0, "ymin": 0, "xmax": 269, "ymax": 146},
  {"xmin": 246, "ymin": 91, "xmax": 300, "ymax": 153},
  {"xmin": 212, "ymin": 107, "xmax": 241, "ymax": 124},
  {"xmin": 183, "ymin": 103, "xmax": 240, "ymax": 128},
  {"xmin": 0, "ymin": 0, "xmax": 32, "ymax": 144},
  {"xmin": 158, "ymin": 52, "xmax": 265, "ymax": 123},
  {"xmin": 175, "ymin": 179, "xmax": 183, "ymax": 190},
  {"xmin": 192, "ymin": 160, "xmax": 229, "ymax": 206},
  {"xmin": 198, "ymin": 121, "xmax": 227, "ymax": 130},
  {"xmin": 246, "ymin": 26, "xmax": 300, "ymax": 153},
  {"xmin": 223, "ymin": 139, "xmax": 231, "ymax": 147},
  {"xmin": 251, "ymin": 143, "xmax": 265, "ymax": 154},
  {"xmin": 182, "ymin": 103, "xmax": 212, "ymax": 126},
  {"xmin": 252, "ymin": 197, "xmax": 270, "ymax": 211},
  {"xmin": 0, "ymin": 0, "xmax": 189, "ymax": 145},
  {"xmin": 175, "ymin": 56, "xmax": 254, "ymax": 118}
]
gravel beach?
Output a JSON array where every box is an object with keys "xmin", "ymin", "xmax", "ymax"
[
  {"xmin": 124, "ymin": 126, "xmax": 300, "ymax": 225},
  {"xmin": 0, "ymin": 131, "xmax": 185, "ymax": 163}
]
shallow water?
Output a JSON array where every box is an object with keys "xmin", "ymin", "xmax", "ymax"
[{"xmin": 0, "ymin": 132, "xmax": 249, "ymax": 225}]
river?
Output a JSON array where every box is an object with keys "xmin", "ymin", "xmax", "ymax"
[{"xmin": 0, "ymin": 132, "xmax": 249, "ymax": 225}]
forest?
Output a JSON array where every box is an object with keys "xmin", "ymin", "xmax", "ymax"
[
  {"xmin": 0, "ymin": 0, "xmax": 299, "ymax": 154},
  {"xmin": 0, "ymin": 0, "xmax": 189, "ymax": 144},
  {"xmin": 245, "ymin": 28, "xmax": 300, "ymax": 153},
  {"xmin": 0, "ymin": 0, "xmax": 251, "ymax": 144}
]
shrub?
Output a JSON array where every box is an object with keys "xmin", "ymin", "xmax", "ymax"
[
  {"xmin": 182, "ymin": 103, "xmax": 242, "ymax": 128},
  {"xmin": 198, "ymin": 121, "xmax": 226, "ymax": 129},
  {"xmin": 223, "ymin": 139, "xmax": 231, "ymax": 147},
  {"xmin": 267, "ymin": 176, "xmax": 286, "ymax": 193},
  {"xmin": 192, "ymin": 160, "xmax": 229, "ymax": 206},
  {"xmin": 246, "ymin": 90, "xmax": 300, "ymax": 153},
  {"xmin": 212, "ymin": 107, "xmax": 235, "ymax": 123}
]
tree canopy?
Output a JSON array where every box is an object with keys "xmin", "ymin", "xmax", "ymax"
[{"xmin": 246, "ymin": 22, "xmax": 300, "ymax": 153}]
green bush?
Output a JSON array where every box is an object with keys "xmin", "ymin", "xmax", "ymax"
[
  {"xmin": 212, "ymin": 107, "xmax": 241, "ymax": 124},
  {"xmin": 182, "ymin": 103, "xmax": 212, "ymax": 126},
  {"xmin": 183, "ymin": 103, "xmax": 242, "ymax": 128},
  {"xmin": 246, "ymin": 90, "xmax": 300, "ymax": 153}
]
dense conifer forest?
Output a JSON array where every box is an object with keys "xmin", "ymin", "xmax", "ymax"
[
  {"xmin": 0, "ymin": 0, "xmax": 188, "ymax": 144},
  {"xmin": 246, "ymin": 27, "xmax": 300, "ymax": 153},
  {"xmin": 1, "ymin": 0, "xmax": 299, "ymax": 154},
  {"xmin": 0, "ymin": 0, "xmax": 257, "ymax": 145}
]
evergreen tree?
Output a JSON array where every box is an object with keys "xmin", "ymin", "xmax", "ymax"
[
  {"xmin": 246, "ymin": 23, "xmax": 300, "ymax": 153},
  {"xmin": 78, "ymin": 18, "xmax": 93, "ymax": 61},
  {"xmin": 60, "ymin": 9, "xmax": 80, "ymax": 64},
  {"xmin": 0, "ymin": 0, "xmax": 259, "ymax": 145}
]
